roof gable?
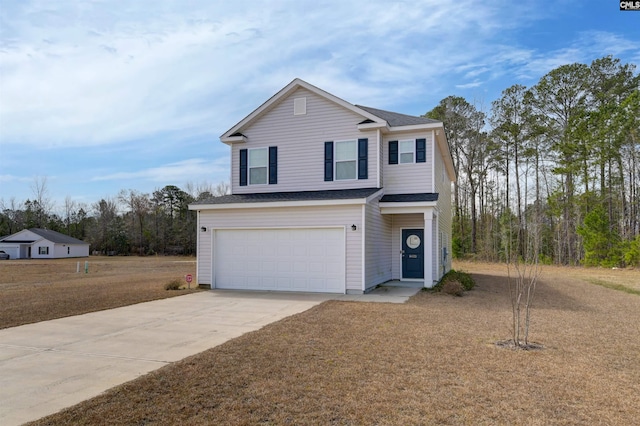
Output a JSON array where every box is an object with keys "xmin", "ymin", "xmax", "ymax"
[
  {"xmin": 221, "ymin": 79, "xmax": 448, "ymax": 144},
  {"xmin": 220, "ymin": 79, "xmax": 385, "ymax": 143}
]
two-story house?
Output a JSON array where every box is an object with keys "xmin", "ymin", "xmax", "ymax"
[{"xmin": 189, "ymin": 79, "xmax": 455, "ymax": 294}]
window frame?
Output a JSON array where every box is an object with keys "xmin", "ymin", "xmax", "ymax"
[
  {"xmin": 248, "ymin": 147, "xmax": 269, "ymax": 185},
  {"xmin": 399, "ymin": 139, "xmax": 415, "ymax": 164},
  {"xmin": 334, "ymin": 140, "xmax": 358, "ymax": 180},
  {"xmin": 39, "ymin": 246, "xmax": 49, "ymax": 255}
]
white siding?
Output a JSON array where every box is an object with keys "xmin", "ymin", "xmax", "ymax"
[
  {"xmin": 231, "ymin": 87, "xmax": 379, "ymax": 194},
  {"xmin": 53, "ymin": 244, "xmax": 89, "ymax": 258},
  {"xmin": 390, "ymin": 214, "xmax": 424, "ymax": 279},
  {"xmin": 382, "ymin": 132, "xmax": 433, "ymax": 194},
  {"xmin": 197, "ymin": 204, "xmax": 363, "ymax": 292},
  {"xmin": 31, "ymin": 241, "xmax": 54, "ymax": 259},
  {"xmin": 364, "ymin": 195, "xmax": 392, "ymax": 290}
]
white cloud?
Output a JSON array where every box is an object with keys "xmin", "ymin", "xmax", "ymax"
[
  {"xmin": 456, "ymin": 81, "xmax": 483, "ymax": 89},
  {"xmin": 91, "ymin": 157, "xmax": 227, "ymax": 183},
  {"xmin": 0, "ymin": 174, "xmax": 32, "ymax": 183}
]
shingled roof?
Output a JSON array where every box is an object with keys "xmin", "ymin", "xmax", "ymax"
[
  {"xmin": 29, "ymin": 228, "xmax": 88, "ymax": 245},
  {"xmin": 379, "ymin": 193, "xmax": 439, "ymax": 203},
  {"xmin": 192, "ymin": 188, "xmax": 382, "ymax": 205},
  {"xmin": 356, "ymin": 105, "xmax": 441, "ymax": 127}
]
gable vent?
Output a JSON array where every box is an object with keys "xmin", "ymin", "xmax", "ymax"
[{"xmin": 294, "ymin": 97, "xmax": 307, "ymax": 115}]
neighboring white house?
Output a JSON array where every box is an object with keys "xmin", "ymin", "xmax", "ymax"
[
  {"xmin": 0, "ymin": 228, "xmax": 89, "ymax": 259},
  {"xmin": 189, "ymin": 78, "xmax": 456, "ymax": 294}
]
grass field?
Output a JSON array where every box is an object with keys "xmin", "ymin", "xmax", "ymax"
[
  {"xmin": 0, "ymin": 256, "xmax": 198, "ymax": 329},
  {"xmin": 24, "ymin": 260, "xmax": 639, "ymax": 425}
]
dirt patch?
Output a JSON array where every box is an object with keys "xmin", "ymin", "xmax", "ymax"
[
  {"xmin": 0, "ymin": 256, "xmax": 198, "ymax": 329},
  {"xmin": 27, "ymin": 261, "xmax": 640, "ymax": 425}
]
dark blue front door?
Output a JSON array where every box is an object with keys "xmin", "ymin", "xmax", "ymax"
[{"xmin": 402, "ymin": 229, "xmax": 424, "ymax": 279}]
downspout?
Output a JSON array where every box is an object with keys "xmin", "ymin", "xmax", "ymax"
[
  {"xmin": 361, "ymin": 204, "xmax": 366, "ymax": 293},
  {"xmin": 196, "ymin": 210, "xmax": 200, "ymax": 285},
  {"xmin": 377, "ymin": 128, "xmax": 382, "ymax": 189},
  {"xmin": 431, "ymin": 130, "xmax": 436, "ymax": 193}
]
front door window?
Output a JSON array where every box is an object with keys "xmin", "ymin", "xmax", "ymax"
[{"xmin": 402, "ymin": 229, "xmax": 424, "ymax": 279}]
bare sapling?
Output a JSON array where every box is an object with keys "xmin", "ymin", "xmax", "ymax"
[{"xmin": 505, "ymin": 205, "xmax": 542, "ymax": 349}]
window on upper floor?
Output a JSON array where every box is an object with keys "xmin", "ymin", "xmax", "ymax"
[
  {"xmin": 335, "ymin": 140, "xmax": 357, "ymax": 180},
  {"xmin": 399, "ymin": 140, "xmax": 414, "ymax": 163},
  {"xmin": 239, "ymin": 147, "xmax": 278, "ymax": 186},
  {"xmin": 249, "ymin": 148, "xmax": 268, "ymax": 185},
  {"xmin": 389, "ymin": 139, "xmax": 426, "ymax": 165},
  {"xmin": 324, "ymin": 139, "xmax": 368, "ymax": 182}
]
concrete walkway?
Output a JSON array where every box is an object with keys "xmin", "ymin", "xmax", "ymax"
[{"xmin": 0, "ymin": 286, "xmax": 419, "ymax": 425}]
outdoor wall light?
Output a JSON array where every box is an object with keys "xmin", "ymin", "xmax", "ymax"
[
  {"xmin": 200, "ymin": 226, "xmax": 207, "ymax": 232},
  {"xmin": 351, "ymin": 224, "xmax": 357, "ymax": 231}
]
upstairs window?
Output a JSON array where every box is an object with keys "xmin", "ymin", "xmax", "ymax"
[
  {"xmin": 335, "ymin": 140, "xmax": 357, "ymax": 180},
  {"xmin": 249, "ymin": 148, "xmax": 268, "ymax": 185},
  {"xmin": 389, "ymin": 139, "xmax": 426, "ymax": 164},
  {"xmin": 399, "ymin": 140, "xmax": 414, "ymax": 163},
  {"xmin": 240, "ymin": 147, "xmax": 277, "ymax": 186},
  {"xmin": 324, "ymin": 139, "xmax": 367, "ymax": 181}
]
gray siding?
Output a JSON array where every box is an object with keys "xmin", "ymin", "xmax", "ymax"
[
  {"xmin": 231, "ymin": 88, "xmax": 378, "ymax": 194},
  {"xmin": 196, "ymin": 214, "xmax": 212, "ymax": 285},
  {"xmin": 197, "ymin": 204, "xmax": 363, "ymax": 292},
  {"xmin": 364, "ymin": 195, "xmax": 392, "ymax": 289},
  {"xmin": 382, "ymin": 132, "xmax": 433, "ymax": 194},
  {"xmin": 434, "ymin": 141, "xmax": 453, "ymax": 275}
]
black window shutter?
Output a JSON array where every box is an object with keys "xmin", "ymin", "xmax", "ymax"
[
  {"xmin": 268, "ymin": 146, "xmax": 277, "ymax": 184},
  {"xmin": 358, "ymin": 138, "xmax": 368, "ymax": 179},
  {"xmin": 324, "ymin": 141, "xmax": 334, "ymax": 181},
  {"xmin": 239, "ymin": 149, "xmax": 248, "ymax": 186},
  {"xmin": 416, "ymin": 138, "xmax": 426, "ymax": 163},
  {"xmin": 389, "ymin": 141, "xmax": 398, "ymax": 164}
]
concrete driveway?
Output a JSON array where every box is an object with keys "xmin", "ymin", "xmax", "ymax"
[{"xmin": 0, "ymin": 286, "xmax": 418, "ymax": 425}]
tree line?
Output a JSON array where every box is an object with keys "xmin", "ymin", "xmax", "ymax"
[
  {"xmin": 0, "ymin": 179, "xmax": 229, "ymax": 256},
  {"xmin": 425, "ymin": 55, "xmax": 640, "ymax": 267}
]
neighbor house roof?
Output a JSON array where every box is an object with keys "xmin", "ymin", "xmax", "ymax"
[
  {"xmin": 0, "ymin": 228, "xmax": 89, "ymax": 244},
  {"xmin": 192, "ymin": 187, "xmax": 382, "ymax": 206},
  {"xmin": 27, "ymin": 228, "xmax": 87, "ymax": 245},
  {"xmin": 356, "ymin": 105, "xmax": 440, "ymax": 127}
]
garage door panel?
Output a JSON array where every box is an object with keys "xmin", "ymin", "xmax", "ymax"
[{"xmin": 215, "ymin": 228, "xmax": 345, "ymax": 293}]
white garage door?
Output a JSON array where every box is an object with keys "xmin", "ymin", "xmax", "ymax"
[{"xmin": 214, "ymin": 228, "xmax": 345, "ymax": 293}]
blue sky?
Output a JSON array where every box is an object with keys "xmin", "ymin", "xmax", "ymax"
[{"xmin": 1, "ymin": 0, "xmax": 639, "ymax": 212}]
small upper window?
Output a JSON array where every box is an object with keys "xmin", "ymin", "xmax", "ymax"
[
  {"xmin": 249, "ymin": 148, "xmax": 268, "ymax": 185},
  {"xmin": 335, "ymin": 140, "xmax": 357, "ymax": 180},
  {"xmin": 399, "ymin": 140, "xmax": 414, "ymax": 163}
]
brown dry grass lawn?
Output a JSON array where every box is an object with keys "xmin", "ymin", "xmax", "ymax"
[
  {"xmin": 0, "ymin": 256, "xmax": 198, "ymax": 329},
  {"xmin": 28, "ymin": 261, "xmax": 640, "ymax": 425}
]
